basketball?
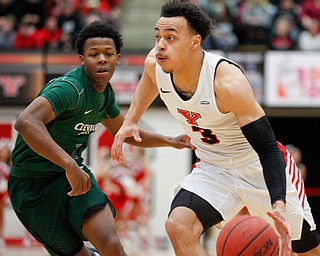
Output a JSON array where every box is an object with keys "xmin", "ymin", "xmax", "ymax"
[{"xmin": 216, "ymin": 215, "xmax": 279, "ymax": 256}]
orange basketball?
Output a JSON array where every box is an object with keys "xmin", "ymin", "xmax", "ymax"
[{"xmin": 216, "ymin": 215, "xmax": 279, "ymax": 256}]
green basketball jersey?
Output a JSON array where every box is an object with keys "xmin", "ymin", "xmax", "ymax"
[{"xmin": 11, "ymin": 66, "xmax": 120, "ymax": 178}]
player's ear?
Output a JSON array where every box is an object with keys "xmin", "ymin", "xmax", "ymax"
[
  {"xmin": 191, "ymin": 34, "xmax": 201, "ymax": 50},
  {"xmin": 79, "ymin": 55, "xmax": 85, "ymax": 66},
  {"xmin": 116, "ymin": 54, "xmax": 121, "ymax": 65}
]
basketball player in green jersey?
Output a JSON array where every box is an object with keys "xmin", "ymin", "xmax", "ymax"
[{"xmin": 8, "ymin": 21, "xmax": 191, "ymax": 256}]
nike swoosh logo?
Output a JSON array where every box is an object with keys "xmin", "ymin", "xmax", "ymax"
[
  {"xmin": 84, "ymin": 110, "xmax": 93, "ymax": 114},
  {"xmin": 160, "ymin": 88, "xmax": 171, "ymax": 93}
]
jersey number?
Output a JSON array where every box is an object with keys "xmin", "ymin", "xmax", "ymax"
[
  {"xmin": 177, "ymin": 108, "xmax": 220, "ymax": 145},
  {"xmin": 192, "ymin": 126, "xmax": 220, "ymax": 145}
]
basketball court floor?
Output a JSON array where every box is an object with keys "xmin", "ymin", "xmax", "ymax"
[
  {"xmin": 0, "ymin": 247, "xmax": 172, "ymax": 256},
  {"xmin": 0, "ymin": 241, "xmax": 217, "ymax": 256},
  {"xmin": 0, "ymin": 234, "xmax": 177, "ymax": 256},
  {"xmin": 0, "ymin": 244, "xmax": 218, "ymax": 256},
  {"xmin": 1, "ymin": 231, "xmax": 218, "ymax": 256},
  {"xmin": 0, "ymin": 230, "xmax": 219, "ymax": 256},
  {"xmin": 4, "ymin": 203, "xmax": 218, "ymax": 256}
]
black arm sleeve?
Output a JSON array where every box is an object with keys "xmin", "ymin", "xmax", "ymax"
[{"xmin": 241, "ymin": 116, "xmax": 286, "ymax": 205}]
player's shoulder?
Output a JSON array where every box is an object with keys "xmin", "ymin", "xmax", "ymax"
[
  {"xmin": 216, "ymin": 59, "xmax": 239, "ymax": 71},
  {"xmin": 215, "ymin": 59, "xmax": 244, "ymax": 81},
  {"xmin": 144, "ymin": 48, "xmax": 157, "ymax": 68},
  {"xmin": 143, "ymin": 48, "xmax": 157, "ymax": 79},
  {"xmin": 47, "ymin": 75, "xmax": 83, "ymax": 95}
]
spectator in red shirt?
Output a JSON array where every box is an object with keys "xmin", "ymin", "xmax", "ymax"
[
  {"xmin": 14, "ymin": 14, "xmax": 40, "ymax": 50},
  {"xmin": 37, "ymin": 16, "xmax": 62, "ymax": 51},
  {"xmin": 78, "ymin": 0, "xmax": 122, "ymax": 30},
  {"xmin": 269, "ymin": 16, "xmax": 297, "ymax": 49},
  {"xmin": 300, "ymin": 0, "xmax": 320, "ymax": 30}
]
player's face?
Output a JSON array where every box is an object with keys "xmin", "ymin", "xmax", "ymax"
[
  {"xmin": 154, "ymin": 16, "xmax": 196, "ymax": 73},
  {"xmin": 80, "ymin": 37, "xmax": 120, "ymax": 92}
]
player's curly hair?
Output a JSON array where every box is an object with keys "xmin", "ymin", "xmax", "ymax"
[
  {"xmin": 160, "ymin": 0, "xmax": 213, "ymax": 41},
  {"xmin": 75, "ymin": 21, "xmax": 123, "ymax": 55}
]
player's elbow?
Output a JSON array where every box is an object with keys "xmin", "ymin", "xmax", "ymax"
[{"xmin": 14, "ymin": 112, "xmax": 33, "ymax": 134}]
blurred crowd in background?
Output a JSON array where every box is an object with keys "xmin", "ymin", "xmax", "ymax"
[
  {"xmin": 0, "ymin": 0, "xmax": 320, "ymax": 52},
  {"xmin": 198, "ymin": 0, "xmax": 320, "ymax": 51},
  {"xmin": 0, "ymin": 0, "xmax": 122, "ymax": 52}
]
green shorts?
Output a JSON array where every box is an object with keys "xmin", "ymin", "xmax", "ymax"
[{"xmin": 8, "ymin": 167, "xmax": 115, "ymax": 256}]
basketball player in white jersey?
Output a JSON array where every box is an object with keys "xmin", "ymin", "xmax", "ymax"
[{"xmin": 111, "ymin": 1, "xmax": 320, "ymax": 255}]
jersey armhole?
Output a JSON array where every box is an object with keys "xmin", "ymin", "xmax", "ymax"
[{"xmin": 214, "ymin": 59, "xmax": 244, "ymax": 80}]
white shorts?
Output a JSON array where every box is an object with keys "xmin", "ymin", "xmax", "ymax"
[{"xmin": 176, "ymin": 154, "xmax": 316, "ymax": 240}]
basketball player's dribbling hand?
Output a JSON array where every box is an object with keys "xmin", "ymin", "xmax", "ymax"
[{"xmin": 267, "ymin": 206, "xmax": 292, "ymax": 256}]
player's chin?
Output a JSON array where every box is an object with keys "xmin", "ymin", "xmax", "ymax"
[
  {"xmin": 161, "ymin": 66, "xmax": 173, "ymax": 74},
  {"xmin": 95, "ymin": 73, "xmax": 112, "ymax": 83},
  {"xmin": 157, "ymin": 60, "xmax": 172, "ymax": 72}
]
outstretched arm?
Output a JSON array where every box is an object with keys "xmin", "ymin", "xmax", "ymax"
[
  {"xmin": 105, "ymin": 49, "xmax": 192, "ymax": 162},
  {"xmin": 102, "ymin": 114, "xmax": 191, "ymax": 160}
]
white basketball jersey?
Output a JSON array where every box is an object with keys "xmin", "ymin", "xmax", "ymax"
[{"xmin": 156, "ymin": 51, "xmax": 259, "ymax": 168}]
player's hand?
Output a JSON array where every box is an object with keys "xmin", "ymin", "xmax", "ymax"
[
  {"xmin": 267, "ymin": 201, "xmax": 292, "ymax": 256},
  {"xmin": 65, "ymin": 164, "xmax": 91, "ymax": 196},
  {"xmin": 170, "ymin": 134, "xmax": 193, "ymax": 150},
  {"xmin": 111, "ymin": 122, "xmax": 141, "ymax": 163}
]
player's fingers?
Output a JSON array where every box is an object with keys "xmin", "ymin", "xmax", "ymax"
[
  {"xmin": 81, "ymin": 175, "xmax": 91, "ymax": 194},
  {"xmin": 285, "ymin": 234, "xmax": 292, "ymax": 252},
  {"xmin": 280, "ymin": 241, "xmax": 285, "ymax": 256},
  {"xmin": 68, "ymin": 186, "xmax": 82, "ymax": 196},
  {"xmin": 110, "ymin": 144, "xmax": 123, "ymax": 162},
  {"xmin": 181, "ymin": 134, "xmax": 190, "ymax": 143},
  {"xmin": 132, "ymin": 129, "xmax": 142, "ymax": 142},
  {"xmin": 68, "ymin": 188, "xmax": 86, "ymax": 196},
  {"xmin": 281, "ymin": 239, "xmax": 291, "ymax": 256},
  {"xmin": 68, "ymin": 189, "xmax": 76, "ymax": 196},
  {"xmin": 181, "ymin": 140, "xmax": 193, "ymax": 149},
  {"xmin": 111, "ymin": 134, "xmax": 125, "ymax": 162},
  {"xmin": 280, "ymin": 240, "xmax": 286, "ymax": 256},
  {"xmin": 68, "ymin": 183, "xmax": 86, "ymax": 196},
  {"xmin": 280, "ymin": 238, "xmax": 290, "ymax": 256},
  {"xmin": 67, "ymin": 181, "xmax": 77, "ymax": 196},
  {"xmin": 267, "ymin": 211, "xmax": 276, "ymax": 220},
  {"xmin": 278, "ymin": 228, "xmax": 291, "ymax": 255}
]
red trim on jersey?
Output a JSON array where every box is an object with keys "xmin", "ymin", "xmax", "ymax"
[{"xmin": 277, "ymin": 142, "xmax": 306, "ymax": 208}]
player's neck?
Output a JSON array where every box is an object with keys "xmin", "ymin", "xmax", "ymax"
[{"xmin": 170, "ymin": 50, "xmax": 204, "ymax": 97}]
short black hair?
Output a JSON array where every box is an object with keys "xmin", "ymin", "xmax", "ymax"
[
  {"xmin": 160, "ymin": 0, "xmax": 213, "ymax": 41},
  {"xmin": 75, "ymin": 21, "xmax": 123, "ymax": 55}
]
